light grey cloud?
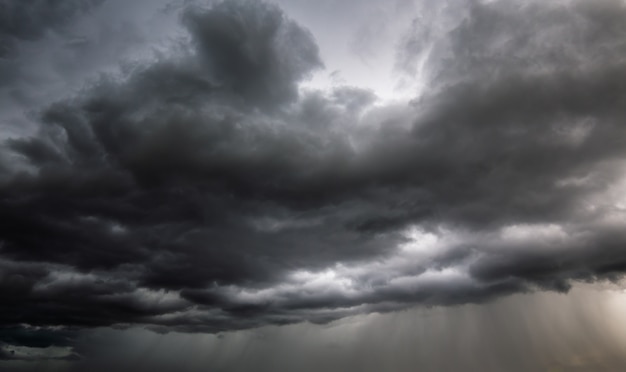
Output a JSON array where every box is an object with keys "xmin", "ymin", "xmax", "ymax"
[{"xmin": 28, "ymin": 285, "xmax": 626, "ymax": 372}]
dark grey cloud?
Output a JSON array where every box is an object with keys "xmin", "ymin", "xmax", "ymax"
[
  {"xmin": 0, "ymin": 0, "xmax": 106, "ymax": 57},
  {"xmin": 2, "ymin": 0, "xmax": 626, "ymax": 361},
  {"xmin": 0, "ymin": 0, "xmax": 107, "ymax": 110},
  {"xmin": 183, "ymin": 0, "xmax": 322, "ymax": 106}
]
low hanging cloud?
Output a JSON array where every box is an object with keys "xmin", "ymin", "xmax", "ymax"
[{"xmin": 2, "ymin": 0, "xmax": 626, "ymax": 358}]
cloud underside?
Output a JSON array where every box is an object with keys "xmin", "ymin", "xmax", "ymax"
[{"xmin": 2, "ymin": 0, "xmax": 626, "ymax": 353}]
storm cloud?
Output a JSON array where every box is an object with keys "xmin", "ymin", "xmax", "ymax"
[{"xmin": 2, "ymin": 0, "xmax": 626, "ymax": 362}]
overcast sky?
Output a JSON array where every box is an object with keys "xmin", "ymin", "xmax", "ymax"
[{"xmin": 2, "ymin": 0, "xmax": 626, "ymax": 370}]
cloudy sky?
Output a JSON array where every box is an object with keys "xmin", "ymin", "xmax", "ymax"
[{"xmin": 2, "ymin": 0, "xmax": 626, "ymax": 370}]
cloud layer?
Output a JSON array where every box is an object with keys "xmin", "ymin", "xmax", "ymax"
[{"xmin": 2, "ymin": 0, "xmax": 626, "ymax": 359}]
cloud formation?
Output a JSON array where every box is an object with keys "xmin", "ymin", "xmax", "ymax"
[
  {"xmin": 0, "ymin": 0, "xmax": 105, "ymax": 57},
  {"xmin": 2, "ymin": 0, "xmax": 626, "ymax": 359}
]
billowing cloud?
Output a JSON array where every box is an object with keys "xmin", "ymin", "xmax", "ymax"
[{"xmin": 2, "ymin": 0, "xmax": 626, "ymax": 361}]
